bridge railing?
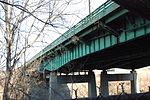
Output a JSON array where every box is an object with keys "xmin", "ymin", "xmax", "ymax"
[{"xmin": 29, "ymin": 0, "xmax": 116, "ymax": 63}]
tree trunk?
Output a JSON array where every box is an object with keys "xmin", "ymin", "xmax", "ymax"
[{"xmin": 3, "ymin": 0, "xmax": 13, "ymax": 99}]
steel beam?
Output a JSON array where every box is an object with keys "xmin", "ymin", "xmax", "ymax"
[
  {"xmin": 107, "ymin": 74, "xmax": 133, "ymax": 81},
  {"xmin": 57, "ymin": 75, "xmax": 90, "ymax": 84}
]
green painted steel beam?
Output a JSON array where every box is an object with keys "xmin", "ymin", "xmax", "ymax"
[
  {"xmin": 44, "ymin": 18, "xmax": 150, "ymax": 71},
  {"xmin": 29, "ymin": 0, "xmax": 150, "ymax": 72}
]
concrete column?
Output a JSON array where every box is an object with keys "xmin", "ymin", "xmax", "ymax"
[
  {"xmin": 131, "ymin": 70, "xmax": 137, "ymax": 94},
  {"xmin": 49, "ymin": 72, "xmax": 58, "ymax": 100},
  {"xmin": 100, "ymin": 70, "xmax": 109, "ymax": 96},
  {"xmin": 88, "ymin": 71, "xmax": 97, "ymax": 98}
]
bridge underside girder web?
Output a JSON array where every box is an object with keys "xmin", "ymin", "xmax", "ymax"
[
  {"xmin": 53, "ymin": 11, "xmax": 150, "ymax": 73},
  {"xmin": 35, "ymin": 1, "xmax": 150, "ymax": 73},
  {"xmin": 59, "ymin": 34, "xmax": 150, "ymax": 73}
]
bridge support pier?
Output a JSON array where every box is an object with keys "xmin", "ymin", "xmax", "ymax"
[
  {"xmin": 48, "ymin": 71, "xmax": 97, "ymax": 99},
  {"xmin": 49, "ymin": 72, "xmax": 58, "ymax": 100},
  {"xmin": 100, "ymin": 69, "xmax": 137, "ymax": 96},
  {"xmin": 100, "ymin": 70, "xmax": 109, "ymax": 96},
  {"xmin": 48, "ymin": 72, "xmax": 71, "ymax": 100},
  {"xmin": 131, "ymin": 70, "xmax": 137, "ymax": 94},
  {"xmin": 88, "ymin": 71, "xmax": 97, "ymax": 98}
]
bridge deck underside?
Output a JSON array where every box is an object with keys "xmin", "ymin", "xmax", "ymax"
[{"xmin": 59, "ymin": 34, "xmax": 150, "ymax": 73}]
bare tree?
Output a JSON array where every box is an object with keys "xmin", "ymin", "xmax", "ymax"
[{"xmin": 0, "ymin": 0, "xmax": 82, "ymax": 99}]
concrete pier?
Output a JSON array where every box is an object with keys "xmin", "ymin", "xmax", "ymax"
[
  {"xmin": 100, "ymin": 70, "xmax": 109, "ymax": 96},
  {"xmin": 100, "ymin": 69, "xmax": 137, "ymax": 96},
  {"xmin": 88, "ymin": 71, "xmax": 97, "ymax": 98},
  {"xmin": 49, "ymin": 72, "xmax": 58, "ymax": 100},
  {"xmin": 131, "ymin": 70, "xmax": 137, "ymax": 94},
  {"xmin": 48, "ymin": 71, "xmax": 97, "ymax": 99}
]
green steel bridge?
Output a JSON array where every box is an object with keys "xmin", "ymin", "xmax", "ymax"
[
  {"xmin": 29, "ymin": 0, "xmax": 150, "ymax": 73},
  {"xmin": 27, "ymin": 0, "xmax": 150, "ymax": 99}
]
